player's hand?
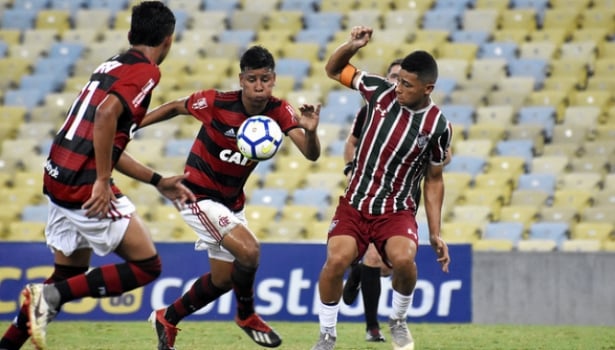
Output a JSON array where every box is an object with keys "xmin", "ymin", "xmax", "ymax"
[
  {"xmin": 83, "ymin": 179, "xmax": 117, "ymax": 219},
  {"xmin": 156, "ymin": 172, "xmax": 196, "ymax": 210},
  {"xmin": 298, "ymin": 104, "xmax": 320, "ymax": 133},
  {"xmin": 349, "ymin": 26, "xmax": 373, "ymax": 48},
  {"xmin": 430, "ymin": 235, "xmax": 450, "ymax": 273}
]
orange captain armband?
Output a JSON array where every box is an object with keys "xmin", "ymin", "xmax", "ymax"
[{"xmin": 340, "ymin": 64, "xmax": 357, "ymax": 88}]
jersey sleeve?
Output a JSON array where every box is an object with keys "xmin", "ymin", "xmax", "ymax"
[
  {"xmin": 111, "ymin": 63, "xmax": 160, "ymax": 115},
  {"xmin": 275, "ymin": 100, "xmax": 301, "ymax": 133},
  {"xmin": 431, "ymin": 122, "xmax": 453, "ymax": 165},
  {"xmin": 185, "ymin": 89, "xmax": 217, "ymax": 123}
]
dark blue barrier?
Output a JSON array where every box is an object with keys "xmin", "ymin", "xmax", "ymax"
[{"xmin": 0, "ymin": 242, "xmax": 471, "ymax": 322}]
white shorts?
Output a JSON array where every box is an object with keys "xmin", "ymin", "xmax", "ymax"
[
  {"xmin": 45, "ymin": 196, "xmax": 135, "ymax": 257},
  {"xmin": 181, "ymin": 199, "xmax": 246, "ymax": 263}
]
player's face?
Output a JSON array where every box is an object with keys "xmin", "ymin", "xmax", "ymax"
[
  {"xmin": 386, "ymin": 64, "xmax": 401, "ymax": 83},
  {"xmin": 240, "ymin": 68, "xmax": 276, "ymax": 103},
  {"xmin": 394, "ymin": 69, "xmax": 434, "ymax": 110}
]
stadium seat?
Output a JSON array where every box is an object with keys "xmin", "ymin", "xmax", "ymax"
[
  {"xmin": 449, "ymin": 205, "xmax": 493, "ymax": 226},
  {"xmin": 473, "ymin": 172, "xmax": 515, "ymax": 202},
  {"xmin": 21, "ymin": 204, "xmax": 49, "ymax": 222},
  {"xmin": 482, "ymin": 222, "xmax": 525, "ymax": 247},
  {"xmin": 3, "ymin": 89, "xmax": 46, "ymax": 111},
  {"xmin": 571, "ymin": 222, "xmax": 613, "ymax": 243},
  {"xmin": 262, "ymin": 221, "xmax": 306, "ymax": 242},
  {"xmin": 5, "ymin": 222, "xmax": 46, "ymax": 241},
  {"xmin": 202, "ymin": 0, "xmax": 239, "ymax": 11},
  {"xmin": 486, "ymin": 156, "xmax": 526, "ymax": 179},
  {"xmin": 473, "ymin": 239, "xmax": 514, "ymax": 251},
  {"xmin": 530, "ymin": 155, "xmax": 569, "ymax": 175},
  {"xmin": 517, "ymin": 173, "xmax": 556, "ymax": 195},
  {"xmin": 552, "ymin": 189, "xmax": 593, "ymax": 212},
  {"xmin": 500, "ymin": 8, "xmax": 537, "ymax": 30},
  {"xmin": 517, "ymin": 106, "xmax": 556, "ymax": 140},
  {"xmin": 539, "ymin": 207, "xmax": 579, "ymax": 225},
  {"xmin": 557, "ymin": 172, "xmax": 602, "ymax": 191},
  {"xmin": 1, "ymin": 9, "xmax": 37, "ymax": 30},
  {"xmin": 470, "ymin": 59, "xmax": 508, "ymax": 87},
  {"xmin": 453, "ymin": 139, "xmax": 493, "ymax": 158},
  {"xmin": 440, "ymin": 104, "xmax": 475, "ymax": 133},
  {"xmin": 248, "ymin": 188, "xmax": 289, "ymax": 210},
  {"xmin": 462, "ymin": 9, "xmax": 499, "ymax": 32},
  {"xmin": 218, "ymin": 30, "xmax": 256, "ymax": 50},
  {"xmin": 478, "ymin": 41, "xmax": 518, "ymax": 60},
  {"xmin": 507, "ymin": 58, "xmax": 549, "ymax": 89},
  {"xmin": 495, "ymin": 139, "xmax": 535, "ymax": 166},
  {"xmin": 582, "ymin": 206, "xmax": 615, "ymax": 224},
  {"xmin": 422, "ymin": 8, "xmax": 462, "ymax": 32},
  {"xmin": 262, "ymin": 172, "xmax": 305, "ymax": 192},
  {"xmin": 499, "ymin": 205, "xmax": 539, "ymax": 229},
  {"xmin": 303, "ymin": 12, "xmax": 344, "ymax": 32},
  {"xmin": 440, "ymin": 222, "xmax": 482, "ymax": 243},
  {"xmin": 449, "ymin": 88, "xmax": 487, "ymax": 107},
  {"xmin": 560, "ymin": 239, "xmax": 602, "ymax": 252},
  {"xmin": 528, "ymin": 221, "xmax": 569, "ymax": 248},
  {"xmin": 445, "ymin": 155, "xmax": 486, "ymax": 178},
  {"xmin": 519, "ymin": 41, "xmax": 557, "ymax": 60},
  {"xmin": 437, "ymin": 58, "xmax": 470, "ymax": 82},
  {"xmin": 509, "ymin": 189, "xmax": 550, "ymax": 207},
  {"xmin": 517, "ymin": 239, "xmax": 557, "ymax": 252},
  {"xmin": 280, "ymin": 0, "xmax": 318, "ymax": 12}
]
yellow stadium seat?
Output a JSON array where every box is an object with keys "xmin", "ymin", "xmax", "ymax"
[
  {"xmin": 530, "ymin": 155, "xmax": 570, "ymax": 175},
  {"xmin": 301, "ymin": 76, "xmax": 340, "ymax": 98},
  {"xmin": 280, "ymin": 42, "xmax": 321, "ymax": 62},
  {"xmin": 557, "ymin": 172, "xmax": 602, "ymax": 191},
  {"xmin": 448, "ymin": 205, "xmax": 493, "ymax": 226},
  {"xmin": 246, "ymin": 204, "xmax": 279, "ymax": 224},
  {"xmin": 256, "ymin": 29, "xmax": 294, "ymax": 44},
  {"xmin": 345, "ymin": 9, "xmax": 382, "ymax": 29},
  {"xmin": 593, "ymin": 124, "xmax": 615, "ymax": 141},
  {"xmin": 603, "ymin": 174, "xmax": 615, "ymax": 191},
  {"xmin": 241, "ymin": 0, "xmax": 279, "ymax": 12},
  {"xmin": 356, "ymin": 0, "xmax": 394, "ymax": 11},
  {"xmin": 473, "ymin": 172, "xmax": 515, "ymax": 201},
  {"xmin": 453, "ymin": 139, "xmax": 494, "ymax": 158},
  {"xmin": 560, "ymin": 41, "xmax": 598, "ymax": 61},
  {"xmin": 124, "ymin": 139, "xmax": 165, "ymax": 166},
  {"xmin": 470, "ymin": 58, "xmax": 507, "ymax": 87},
  {"xmin": 313, "ymin": 155, "xmax": 346, "ymax": 174},
  {"xmin": 486, "ymin": 156, "xmax": 526, "ymax": 178},
  {"xmin": 6, "ymin": 222, "xmax": 46, "ymax": 241},
  {"xmin": 551, "ymin": 124, "xmax": 590, "ymax": 145},
  {"xmin": 485, "ymin": 91, "xmax": 528, "ymax": 113},
  {"xmin": 0, "ymin": 29, "xmax": 21, "ymax": 45},
  {"xmin": 507, "ymin": 124, "xmax": 545, "ymax": 156},
  {"xmin": 542, "ymin": 76, "xmax": 579, "ymax": 96},
  {"xmin": 436, "ymin": 58, "xmax": 470, "ymax": 82},
  {"xmin": 441, "ymin": 222, "xmax": 482, "ymax": 244},
  {"xmin": 438, "ymin": 42, "xmax": 479, "ymax": 61},
  {"xmin": 499, "ymin": 205, "xmax": 539, "ymax": 229},
  {"xmin": 492, "ymin": 28, "xmax": 529, "ymax": 45},
  {"xmin": 593, "ymin": 191, "xmax": 615, "ymax": 207},
  {"xmin": 560, "ymin": 239, "xmax": 601, "ymax": 252},
  {"xmin": 462, "ymin": 8, "xmax": 500, "ymax": 31},
  {"xmin": 552, "ymin": 189, "xmax": 593, "ymax": 212},
  {"xmin": 262, "ymin": 172, "xmax": 305, "ymax": 191},
  {"xmin": 320, "ymin": 0, "xmax": 356, "ymax": 12},
  {"xmin": 572, "ymin": 222, "xmax": 614, "ymax": 242},
  {"xmin": 280, "ymin": 204, "xmax": 320, "ymax": 225},
  {"xmin": 549, "ymin": 0, "xmax": 591, "ymax": 10},
  {"xmin": 519, "ymin": 41, "xmax": 557, "ymax": 60},
  {"xmin": 74, "ymin": 9, "xmax": 112, "ymax": 31},
  {"xmin": 190, "ymin": 11, "xmax": 228, "ymax": 31},
  {"xmin": 526, "ymin": 90, "xmax": 569, "ymax": 118},
  {"xmin": 304, "ymin": 172, "xmax": 345, "ymax": 192},
  {"xmin": 500, "ymin": 8, "xmax": 537, "ymax": 30},
  {"xmin": 542, "ymin": 9, "xmax": 580, "ymax": 33},
  {"xmin": 229, "ymin": 10, "xmax": 266, "ymax": 31},
  {"xmin": 306, "ymin": 220, "xmax": 331, "ymax": 242},
  {"xmin": 580, "ymin": 8, "xmax": 615, "ymax": 32},
  {"xmin": 586, "ymin": 76, "xmax": 615, "ymax": 92},
  {"xmin": 542, "ymin": 143, "xmax": 581, "ymax": 158},
  {"xmin": 460, "ymin": 188, "xmax": 505, "ymax": 219},
  {"xmin": 569, "ymin": 156, "xmax": 609, "ymax": 175},
  {"xmin": 383, "ymin": 10, "xmax": 421, "ymax": 31},
  {"xmin": 262, "ymin": 221, "xmax": 306, "ymax": 242},
  {"xmin": 569, "ymin": 90, "xmax": 613, "ymax": 113},
  {"xmin": 473, "ymin": 239, "xmax": 514, "ymax": 251},
  {"xmin": 517, "ymin": 239, "xmax": 557, "ymax": 252},
  {"xmin": 272, "ymin": 153, "xmax": 313, "ymax": 174},
  {"xmin": 148, "ymin": 221, "xmax": 184, "ymax": 242},
  {"xmin": 35, "ymin": 10, "xmax": 70, "ymax": 32},
  {"xmin": 509, "ymin": 189, "xmax": 550, "ymax": 207},
  {"xmin": 476, "ymin": 105, "xmax": 515, "ymax": 126},
  {"xmin": 602, "ymin": 240, "xmax": 615, "ymax": 252},
  {"xmin": 539, "ymin": 206, "xmax": 580, "ymax": 225}
]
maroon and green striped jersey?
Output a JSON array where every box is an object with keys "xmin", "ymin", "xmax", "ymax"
[{"xmin": 345, "ymin": 73, "xmax": 453, "ymax": 215}]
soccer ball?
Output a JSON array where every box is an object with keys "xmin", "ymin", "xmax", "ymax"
[{"xmin": 236, "ymin": 115, "xmax": 283, "ymax": 161}]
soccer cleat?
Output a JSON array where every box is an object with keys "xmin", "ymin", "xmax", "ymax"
[
  {"xmin": 342, "ymin": 264, "xmax": 361, "ymax": 305},
  {"xmin": 235, "ymin": 314, "xmax": 282, "ymax": 348},
  {"xmin": 365, "ymin": 328, "xmax": 386, "ymax": 342},
  {"xmin": 389, "ymin": 318, "xmax": 414, "ymax": 350},
  {"xmin": 149, "ymin": 309, "xmax": 180, "ymax": 350},
  {"xmin": 311, "ymin": 332, "xmax": 336, "ymax": 350},
  {"xmin": 23, "ymin": 283, "xmax": 57, "ymax": 350}
]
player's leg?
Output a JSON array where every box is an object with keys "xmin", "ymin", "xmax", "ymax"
[
  {"xmin": 385, "ymin": 235, "xmax": 418, "ymax": 350},
  {"xmin": 222, "ymin": 224, "xmax": 282, "ymax": 348},
  {"xmin": 0, "ymin": 252, "xmax": 89, "ymax": 350},
  {"xmin": 361, "ymin": 244, "xmax": 385, "ymax": 342}
]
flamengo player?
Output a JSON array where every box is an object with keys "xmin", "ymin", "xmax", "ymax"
[{"xmin": 0, "ymin": 3, "xmax": 195, "ymax": 350}]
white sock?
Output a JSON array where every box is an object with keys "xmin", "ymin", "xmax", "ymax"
[
  {"xmin": 318, "ymin": 302, "xmax": 339, "ymax": 337},
  {"xmin": 391, "ymin": 290, "xmax": 414, "ymax": 320}
]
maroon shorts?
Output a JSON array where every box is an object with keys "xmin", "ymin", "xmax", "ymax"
[{"xmin": 328, "ymin": 196, "xmax": 419, "ymax": 266}]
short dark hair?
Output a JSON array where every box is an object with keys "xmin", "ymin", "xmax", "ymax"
[
  {"xmin": 401, "ymin": 51, "xmax": 438, "ymax": 84},
  {"xmin": 128, "ymin": 1, "xmax": 175, "ymax": 46},
  {"xmin": 386, "ymin": 58, "xmax": 403, "ymax": 75},
  {"xmin": 240, "ymin": 45, "xmax": 275, "ymax": 72}
]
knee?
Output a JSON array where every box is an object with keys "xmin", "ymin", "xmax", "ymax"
[
  {"xmin": 363, "ymin": 248, "xmax": 382, "ymax": 267},
  {"xmin": 236, "ymin": 241, "xmax": 260, "ymax": 268},
  {"xmin": 136, "ymin": 255, "xmax": 162, "ymax": 283},
  {"xmin": 324, "ymin": 254, "xmax": 352, "ymax": 277}
]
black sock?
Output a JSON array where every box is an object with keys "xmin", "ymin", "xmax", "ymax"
[
  {"xmin": 361, "ymin": 265, "xmax": 381, "ymax": 330},
  {"xmin": 232, "ymin": 260, "xmax": 257, "ymax": 320}
]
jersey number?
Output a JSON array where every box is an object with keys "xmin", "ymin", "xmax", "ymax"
[{"xmin": 63, "ymin": 80, "xmax": 100, "ymax": 140}]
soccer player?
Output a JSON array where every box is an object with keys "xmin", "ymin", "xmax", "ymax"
[
  {"xmin": 312, "ymin": 26, "xmax": 452, "ymax": 350},
  {"xmin": 142, "ymin": 45, "xmax": 321, "ymax": 349},
  {"xmin": 0, "ymin": 2, "xmax": 192, "ymax": 350}
]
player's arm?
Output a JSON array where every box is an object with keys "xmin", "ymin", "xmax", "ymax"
[
  {"xmin": 141, "ymin": 97, "xmax": 189, "ymax": 127},
  {"xmin": 115, "ymin": 152, "xmax": 196, "ymax": 206},
  {"xmin": 325, "ymin": 26, "xmax": 373, "ymax": 88},
  {"xmin": 83, "ymin": 94, "xmax": 123, "ymax": 217},
  {"xmin": 423, "ymin": 162, "xmax": 450, "ymax": 273},
  {"xmin": 287, "ymin": 104, "xmax": 321, "ymax": 161}
]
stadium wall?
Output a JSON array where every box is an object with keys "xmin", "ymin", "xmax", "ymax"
[{"xmin": 473, "ymin": 252, "xmax": 615, "ymax": 326}]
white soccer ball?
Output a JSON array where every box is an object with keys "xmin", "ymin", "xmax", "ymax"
[{"xmin": 236, "ymin": 115, "xmax": 283, "ymax": 161}]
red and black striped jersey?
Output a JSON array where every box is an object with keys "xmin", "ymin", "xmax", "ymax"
[
  {"xmin": 183, "ymin": 89, "xmax": 299, "ymax": 211},
  {"xmin": 345, "ymin": 72, "xmax": 453, "ymax": 215},
  {"xmin": 43, "ymin": 49, "xmax": 160, "ymax": 208}
]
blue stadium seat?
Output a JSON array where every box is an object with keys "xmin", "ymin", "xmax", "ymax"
[
  {"xmin": 85, "ymin": 0, "xmax": 127, "ymax": 13},
  {"xmin": 276, "ymin": 58, "xmax": 311, "ymax": 87},
  {"xmin": 445, "ymin": 155, "xmax": 486, "ymax": 178},
  {"xmin": 292, "ymin": 187, "xmax": 331, "ymax": 210},
  {"xmin": 304, "ymin": 12, "xmax": 344, "ymax": 31},
  {"xmin": 202, "ymin": 0, "xmax": 239, "ymax": 12},
  {"xmin": 433, "ymin": 0, "xmax": 474, "ymax": 11},
  {"xmin": 20, "ymin": 74, "xmax": 61, "ymax": 95},
  {"xmin": 508, "ymin": 58, "xmax": 549, "ymax": 89},
  {"xmin": 49, "ymin": 0, "xmax": 88, "ymax": 13},
  {"xmin": 171, "ymin": 9, "xmax": 190, "ymax": 36},
  {"xmin": 450, "ymin": 30, "xmax": 491, "ymax": 45},
  {"xmin": 3, "ymin": 89, "xmax": 46, "ymax": 111},
  {"xmin": 440, "ymin": 104, "xmax": 475, "ymax": 133},
  {"xmin": 248, "ymin": 188, "xmax": 289, "ymax": 210},
  {"xmin": 218, "ymin": 30, "xmax": 255, "ymax": 50},
  {"xmin": 1, "ymin": 9, "xmax": 37, "ymax": 30},
  {"xmin": 21, "ymin": 204, "xmax": 49, "ymax": 222},
  {"xmin": 164, "ymin": 139, "xmax": 193, "ymax": 157},
  {"xmin": 326, "ymin": 139, "xmax": 346, "ymax": 156},
  {"xmin": 325, "ymin": 90, "xmax": 363, "ymax": 112},
  {"xmin": 13, "ymin": 0, "xmax": 49, "ymax": 10},
  {"xmin": 528, "ymin": 221, "xmax": 569, "ymax": 248},
  {"xmin": 280, "ymin": 0, "xmax": 318, "ymax": 12},
  {"xmin": 517, "ymin": 106, "xmax": 556, "ymax": 141},
  {"xmin": 0, "ymin": 41, "xmax": 7, "ymax": 57},
  {"xmin": 48, "ymin": 42, "xmax": 85, "ymax": 62},
  {"xmin": 482, "ymin": 222, "xmax": 525, "ymax": 247},
  {"xmin": 478, "ymin": 41, "xmax": 518, "ymax": 61},
  {"xmin": 496, "ymin": 139, "xmax": 535, "ymax": 166},
  {"xmin": 434, "ymin": 77, "xmax": 457, "ymax": 96},
  {"xmin": 294, "ymin": 29, "xmax": 333, "ymax": 49},
  {"xmin": 319, "ymin": 104, "xmax": 356, "ymax": 125},
  {"xmin": 517, "ymin": 173, "xmax": 557, "ymax": 195},
  {"xmin": 422, "ymin": 8, "xmax": 462, "ymax": 32}
]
